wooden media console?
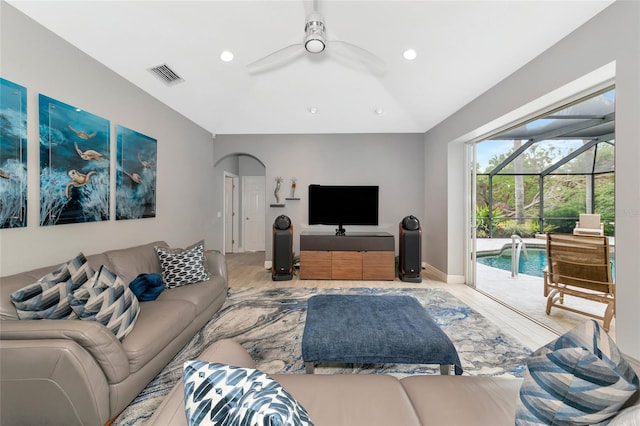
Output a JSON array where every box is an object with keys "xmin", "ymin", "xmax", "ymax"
[{"xmin": 299, "ymin": 232, "xmax": 395, "ymax": 280}]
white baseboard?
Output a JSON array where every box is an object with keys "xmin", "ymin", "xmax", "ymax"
[
  {"xmin": 446, "ymin": 274, "xmax": 466, "ymax": 284},
  {"xmin": 422, "ymin": 262, "xmax": 465, "ymax": 284}
]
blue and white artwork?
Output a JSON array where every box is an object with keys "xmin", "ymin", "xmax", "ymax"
[
  {"xmin": 39, "ymin": 94, "xmax": 110, "ymax": 226},
  {"xmin": 116, "ymin": 125, "xmax": 156, "ymax": 220},
  {"xmin": 0, "ymin": 78, "xmax": 28, "ymax": 229}
]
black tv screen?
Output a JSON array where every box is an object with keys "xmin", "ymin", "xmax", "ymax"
[{"xmin": 308, "ymin": 185, "xmax": 379, "ymax": 227}]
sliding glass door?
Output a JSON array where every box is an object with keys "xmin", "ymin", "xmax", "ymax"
[{"xmin": 465, "ymin": 142, "xmax": 478, "ymax": 288}]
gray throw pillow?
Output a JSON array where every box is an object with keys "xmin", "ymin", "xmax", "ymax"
[
  {"xmin": 515, "ymin": 320, "xmax": 639, "ymax": 425},
  {"xmin": 68, "ymin": 265, "xmax": 140, "ymax": 341},
  {"xmin": 10, "ymin": 253, "xmax": 95, "ymax": 319}
]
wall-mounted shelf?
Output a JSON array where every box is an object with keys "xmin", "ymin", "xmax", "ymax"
[
  {"xmin": 285, "ymin": 198, "xmax": 300, "ymax": 201},
  {"xmin": 270, "ymin": 204, "xmax": 285, "ymax": 208}
]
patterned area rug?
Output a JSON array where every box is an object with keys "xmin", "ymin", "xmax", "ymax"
[{"xmin": 114, "ymin": 287, "xmax": 532, "ymax": 425}]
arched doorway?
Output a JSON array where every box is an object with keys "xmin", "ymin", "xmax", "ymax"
[{"xmin": 215, "ymin": 153, "xmax": 266, "ymax": 253}]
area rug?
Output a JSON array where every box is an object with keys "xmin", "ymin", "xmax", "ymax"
[{"xmin": 113, "ymin": 287, "xmax": 533, "ymax": 425}]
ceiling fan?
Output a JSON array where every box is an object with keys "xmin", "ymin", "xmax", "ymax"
[{"xmin": 246, "ymin": 2, "xmax": 386, "ymax": 75}]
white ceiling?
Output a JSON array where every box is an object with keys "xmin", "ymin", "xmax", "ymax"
[{"xmin": 8, "ymin": 0, "xmax": 613, "ymax": 135}]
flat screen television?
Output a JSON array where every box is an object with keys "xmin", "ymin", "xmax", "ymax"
[{"xmin": 308, "ymin": 184, "xmax": 379, "ymax": 235}]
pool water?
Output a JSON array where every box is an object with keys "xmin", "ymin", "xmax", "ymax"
[{"xmin": 477, "ymin": 247, "xmax": 615, "ymax": 279}]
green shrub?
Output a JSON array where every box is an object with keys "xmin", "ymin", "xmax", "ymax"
[
  {"xmin": 495, "ymin": 220, "xmax": 540, "ymax": 238},
  {"xmin": 476, "ymin": 205, "xmax": 505, "ymax": 237},
  {"xmin": 544, "ymin": 207, "xmax": 580, "ymax": 233},
  {"xmin": 530, "ymin": 221, "xmax": 557, "ymax": 235}
]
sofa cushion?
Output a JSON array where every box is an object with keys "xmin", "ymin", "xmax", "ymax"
[
  {"xmin": 104, "ymin": 241, "xmax": 168, "ymax": 284},
  {"xmin": 122, "ymin": 300, "xmax": 196, "ymax": 373},
  {"xmin": 155, "ymin": 241, "xmax": 210, "ymax": 289},
  {"xmin": 182, "ymin": 361, "xmax": 313, "ymax": 426},
  {"xmin": 401, "ymin": 375, "xmax": 521, "ymax": 426},
  {"xmin": 69, "ymin": 265, "xmax": 140, "ymax": 341},
  {"xmin": 609, "ymin": 405, "xmax": 640, "ymax": 426},
  {"xmin": 85, "ymin": 253, "xmax": 113, "ymax": 273},
  {"xmin": 274, "ymin": 374, "xmax": 421, "ymax": 426},
  {"xmin": 515, "ymin": 320, "xmax": 639, "ymax": 425},
  {"xmin": 9, "ymin": 253, "xmax": 95, "ymax": 320},
  {"xmin": 156, "ymin": 275, "xmax": 225, "ymax": 316}
]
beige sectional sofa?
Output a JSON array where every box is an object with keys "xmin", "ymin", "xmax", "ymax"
[
  {"xmin": 149, "ymin": 339, "xmax": 640, "ymax": 426},
  {"xmin": 0, "ymin": 241, "xmax": 228, "ymax": 426}
]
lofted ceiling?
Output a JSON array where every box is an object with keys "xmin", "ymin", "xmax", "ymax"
[{"xmin": 7, "ymin": 0, "xmax": 613, "ymax": 135}]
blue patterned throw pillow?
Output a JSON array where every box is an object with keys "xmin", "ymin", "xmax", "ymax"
[
  {"xmin": 10, "ymin": 253, "xmax": 95, "ymax": 320},
  {"xmin": 68, "ymin": 265, "xmax": 140, "ymax": 341},
  {"xmin": 183, "ymin": 361, "xmax": 314, "ymax": 426},
  {"xmin": 155, "ymin": 240, "xmax": 210, "ymax": 289},
  {"xmin": 516, "ymin": 320, "xmax": 639, "ymax": 425}
]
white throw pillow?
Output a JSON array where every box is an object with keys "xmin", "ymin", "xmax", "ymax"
[
  {"xmin": 155, "ymin": 240, "xmax": 210, "ymax": 288},
  {"xmin": 183, "ymin": 361, "xmax": 314, "ymax": 426}
]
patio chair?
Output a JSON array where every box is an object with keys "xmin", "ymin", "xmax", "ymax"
[
  {"xmin": 573, "ymin": 213, "xmax": 604, "ymax": 236},
  {"xmin": 543, "ymin": 233, "xmax": 614, "ymax": 331}
]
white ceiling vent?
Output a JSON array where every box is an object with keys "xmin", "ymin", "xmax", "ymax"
[{"xmin": 148, "ymin": 64, "xmax": 184, "ymax": 85}]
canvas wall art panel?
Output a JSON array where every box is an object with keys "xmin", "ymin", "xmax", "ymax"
[
  {"xmin": 39, "ymin": 94, "xmax": 110, "ymax": 226},
  {"xmin": 116, "ymin": 125, "xmax": 156, "ymax": 220},
  {"xmin": 0, "ymin": 78, "xmax": 28, "ymax": 228}
]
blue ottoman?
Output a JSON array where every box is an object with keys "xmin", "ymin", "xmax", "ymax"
[{"xmin": 302, "ymin": 294, "xmax": 462, "ymax": 375}]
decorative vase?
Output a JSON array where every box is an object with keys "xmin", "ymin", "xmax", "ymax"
[
  {"xmin": 290, "ymin": 178, "xmax": 297, "ymax": 198},
  {"xmin": 274, "ymin": 177, "xmax": 283, "ymax": 204}
]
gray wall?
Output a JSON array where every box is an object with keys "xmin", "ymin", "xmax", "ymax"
[
  {"xmin": 239, "ymin": 155, "xmax": 266, "ymax": 177},
  {"xmin": 212, "ymin": 133, "xmax": 425, "ymax": 259},
  {"xmin": 0, "ymin": 4, "xmax": 215, "ymax": 275},
  {"xmin": 424, "ymin": 1, "xmax": 640, "ymax": 357}
]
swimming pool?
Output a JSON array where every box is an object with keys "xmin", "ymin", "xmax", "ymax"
[{"xmin": 477, "ymin": 247, "xmax": 616, "ymax": 279}]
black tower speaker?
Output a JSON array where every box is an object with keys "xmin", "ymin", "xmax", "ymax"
[
  {"xmin": 272, "ymin": 215, "xmax": 293, "ymax": 281},
  {"xmin": 399, "ymin": 215, "xmax": 422, "ymax": 283}
]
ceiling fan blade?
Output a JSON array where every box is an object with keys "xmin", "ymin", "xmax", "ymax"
[
  {"xmin": 328, "ymin": 40, "xmax": 387, "ymax": 75},
  {"xmin": 246, "ymin": 43, "xmax": 306, "ymax": 74}
]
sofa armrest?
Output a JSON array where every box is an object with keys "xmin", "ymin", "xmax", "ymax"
[
  {"xmin": 1, "ymin": 339, "xmax": 111, "ymax": 425},
  {"xmin": 206, "ymin": 251, "xmax": 228, "ymax": 287},
  {"xmin": 0, "ymin": 319, "xmax": 129, "ymax": 383}
]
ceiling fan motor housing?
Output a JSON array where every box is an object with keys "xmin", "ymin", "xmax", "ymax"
[{"xmin": 304, "ymin": 14, "xmax": 326, "ymax": 53}]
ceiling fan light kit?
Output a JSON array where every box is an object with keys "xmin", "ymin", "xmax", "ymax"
[{"xmin": 304, "ymin": 16, "xmax": 326, "ymax": 53}]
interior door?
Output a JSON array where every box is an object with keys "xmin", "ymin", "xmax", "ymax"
[{"xmin": 242, "ymin": 176, "xmax": 266, "ymax": 252}]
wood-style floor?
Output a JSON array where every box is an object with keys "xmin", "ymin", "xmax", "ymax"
[{"xmin": 225, "ymin": 252, "xmax": 559, "ymax": 351}]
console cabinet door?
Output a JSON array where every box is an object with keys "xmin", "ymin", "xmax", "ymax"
[
  {"xmin": 300, "ymin": 251, "xmax": 332, "ymax": 279},
  {"xmin": 331, "ymin": 252, "xmax": 363, "ymax": 280},
  {"xmin": 362, "ymin": 251, "xmax": 395, "ymax": 280}
]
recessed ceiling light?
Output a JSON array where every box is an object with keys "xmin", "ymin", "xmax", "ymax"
[
  {"xmin": 403, "ymin": 49, "xmax": 417, "ymax": 61},
  {"xmin": 220, "ymin": 51, "xmax": 234, "ymax": 62},
  {"xmin": 374, "ymin": 107, "xmax": 384, "ymax": 115},
  {"xmin": 308, "ymin": 107, "xmax": 318, "ymax": 114}
]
